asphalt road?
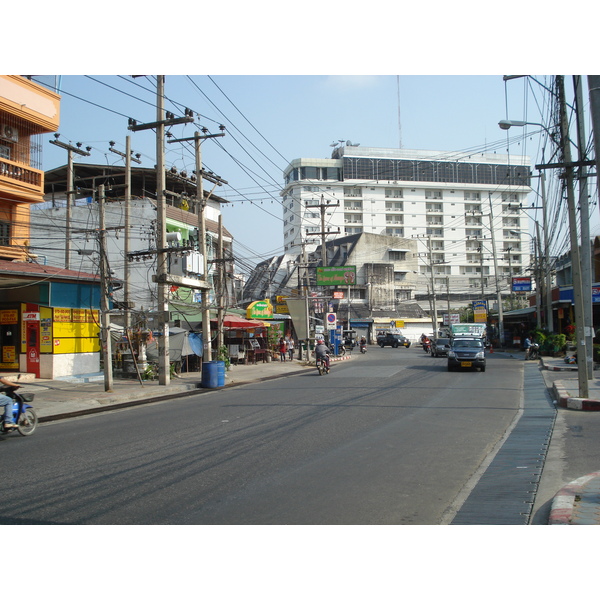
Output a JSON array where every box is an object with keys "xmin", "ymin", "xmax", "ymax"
[{"xmin": 1, "ymin": 346, "xmax": 524, "ymax": 525}]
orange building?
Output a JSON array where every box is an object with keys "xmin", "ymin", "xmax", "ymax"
[{"xmin": 0, "ymin": 75, "xmax": 60, "ymax": 260}]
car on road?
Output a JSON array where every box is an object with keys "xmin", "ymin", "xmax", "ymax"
[
  {"xmin": 376, "ymin": 333, "xmax": 411, "ymax": 348},
  {"xmin": 447, "ymin": 337, "xmax": 486, "ymax": 372},
  {"xmin": 431, "ymin": 337, "xmax": 451, "ymax": 357}
]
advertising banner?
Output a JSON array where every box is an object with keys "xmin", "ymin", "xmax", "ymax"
[{"xmin": 316, "ymin": 266, "xmax": 356, "ymax": 286}]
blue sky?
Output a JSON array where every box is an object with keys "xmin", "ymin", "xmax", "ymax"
[{"xmin": 36, "ymin": 73, "xmax": 581, "ymax": 263}]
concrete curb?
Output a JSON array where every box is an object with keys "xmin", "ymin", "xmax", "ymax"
[
  {"xmin": 551, "ymin": 381, "xmax": 600, "ymax": 411},
  {"xmin": 549, "ymin": 471, "xmax": 600, "ymax": 524}
]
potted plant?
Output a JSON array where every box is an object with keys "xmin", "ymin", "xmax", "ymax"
[{"xmin": 217, "ymin": 345, "xmax": 231, "ymax": 370}]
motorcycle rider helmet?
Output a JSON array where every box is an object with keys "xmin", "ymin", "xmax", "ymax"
[{"xmin": 317, "ymin": 339, "xmax": 324, "ymax": 344}]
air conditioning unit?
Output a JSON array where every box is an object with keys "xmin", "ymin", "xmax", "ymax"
[{"xmin": 0, "ymin": 125, "xmax": 19, "ymax": 143}]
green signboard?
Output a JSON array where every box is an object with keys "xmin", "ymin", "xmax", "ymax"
[{"xmin": 316, "ymin": 266, "xmax": 356, "ymax": 286}]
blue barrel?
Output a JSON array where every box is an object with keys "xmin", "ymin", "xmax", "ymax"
[{"xmin": 202, "ymin": 360, "xmax": 225, "ymax": 388}]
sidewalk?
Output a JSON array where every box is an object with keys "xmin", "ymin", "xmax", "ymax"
[{"xmin": 536, "ymin": 354, "xmax": 600, "ymax": 524}]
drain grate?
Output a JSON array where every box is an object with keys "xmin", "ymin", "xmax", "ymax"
[{"xmin": 451, "ymin": 368, "xmax": 556, "ymax": 525}]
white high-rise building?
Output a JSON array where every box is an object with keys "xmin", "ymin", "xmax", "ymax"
[{"xmin": 282, "ymin": 145, "xmax": 532, "ymax": 302}]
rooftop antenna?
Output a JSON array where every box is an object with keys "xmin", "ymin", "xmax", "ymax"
[{"xmin": 397, "ymin": 75, "xmax": 403, "ymax": 149}]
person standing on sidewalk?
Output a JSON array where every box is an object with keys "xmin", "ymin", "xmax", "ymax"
[
  {"xmin": 287, "ymin": 337, "xmax": 295, "ymax": 361},
  {"xmin": 524, "ymin": 336, "xmax": 532, "ymax": 360},
  {"xmin": 279, "ymin": 337, "xmax": 287, "ymax": 362}
]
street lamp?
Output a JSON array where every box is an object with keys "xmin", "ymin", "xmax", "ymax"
[
  {"xmin": 500, "ymin": 119, "xmax": 554, "ymax": 332},
  {"xmin": 498, "ymin": 119, "xmax": 545, "ymax": 131}
]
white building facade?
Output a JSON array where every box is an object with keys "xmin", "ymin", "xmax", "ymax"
[{"xmin": 282, "ymin": 146, "xmax": 532, "ymax": 304}]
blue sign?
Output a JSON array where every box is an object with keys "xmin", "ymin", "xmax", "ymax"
[
  {"xmin": 512, "ymin": 277, "xmax": 532, "ymax": 292},
  {"xmin": 472, "ymin": 300, "xmax": 487, "ymax": 312},
  {"xmin": 560, "ymin": 285, "xmax": 600, "ymax": 304}
]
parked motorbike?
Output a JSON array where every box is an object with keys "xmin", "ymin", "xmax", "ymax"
[
  {"xmin": 316, "ymin": 357, "xmax": 330, "ymax": 375},
  {"xmin": 528, "ymin": 343, "xmax": 540, "ymax": 360},
  {"xmin": 0, "ymin": 388, "xmax": 38, "ymax": 436}
]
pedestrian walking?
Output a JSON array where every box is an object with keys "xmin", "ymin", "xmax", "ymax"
[
  {"xmin": 279, "ymin": 337, "xmax": 287, "ymax": 362},
  {"xmin": 287, "ymin": 337, "xmax": 295, "ymax": 361}
]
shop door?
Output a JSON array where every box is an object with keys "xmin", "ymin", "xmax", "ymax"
[{"xmin": 26, "ymin": 321, "xmax": 41, "ymax": 378}]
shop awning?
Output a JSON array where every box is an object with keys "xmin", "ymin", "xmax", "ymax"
[{"xmin": 213, "ymin": 314, "xmax": 270, "ymax": 329}]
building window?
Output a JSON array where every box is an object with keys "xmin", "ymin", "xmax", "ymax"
[
  {"xmin": 386, "ymin": 214, "xmax": 403, "ymax": 224},
  {"xmin": 385, "ymin": 188, "xmax": 403, "ymax": 198},
  {"xmin": 344, "ymin": 187, "xmax": 362, "ymax": 197},
  {"xmin": 385, "ymin": 201, "xmax": 403, "ymax": 212},
  {"xmin": 395, "ymin": 290, "xmax": 412, "ymax": 301},
  {"xmin": 0, "ymin": 221, "xmax": 10, "ymax": 246},
  {"xmin": 426, "ymin": 228, "xmax": 443, "ymax": 237},
  {"xmin": 344, "ymin": 200, "xmax": 363, "ymax": 211},
  {"xmin": 426, "ymin": 202, "xmax": 443, "ymax": 212},
  {"xmin": 465, "ymin": 203, "xmax": 482, "ymax": 214},
  {"xmin": 426, "ymin": 215, "xmax": 443, "ymax": 226},
  {"xmin": 345, "ymin": 226, "xmax": 363, "ymax": 234},
  {"xmin": 464, "ymin": 191, "xmax": 481, "ymax": 201},
  {"xmin": 425, "ymin": 190, "xmax": 443, "ymax": 199},
  {"xmin": 0, "ymin": 144, "xmax": 10, "ymax": 160},
  {"xmin": 344, "ymin": 213, "xmax": 363, "ymax": 224},
  {"xmin": 466, "ymin": 229, "xmax": 482, "ymax": 238},
  {"xmin": 389, "ymin": 250, "xmax": 407, "ymax": 261},
  {"xmin": 385, "ymin": 227, "xmax": 404, "ymax": 237},
  {"xmin": 502, "ymin": 192, "xmax": 519, "ymax": 202}
]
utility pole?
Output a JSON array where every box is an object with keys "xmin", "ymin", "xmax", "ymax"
[
  {"xmin": 534, "ymin": 224, "xmax": 542, "ymax": 330},
  {"xmin": 166, "ymin": 127, "xmax": 226, "ymax": 364},
  {"xmin": 98, "ymin": 185, "xmax": 113, "ymax": 392},
  {"xmin": 48, "ymin": 136, "xmax": 90, "ymax": 269},
  {"xmin": 155, "ymin": 76, "xmax": 170, "ymax": 385},
  {"xmin": 128, "ymin": 76, "xmax": 194, "ymax": 385},
  {"xmin": 306, "ymin": 194, "xmax": 340, "ymax": 267},
  {"xmin": 538, "ymin": 172, "xmax": 553, "ymax": 332},
  {"xmin": 217, "ymin": 214, "xmax": 224, "ymax": 352},
  {"xmin": 506, "ymin": 247, "xmax": 514, "ymax": 310},
  {"xmin": 574, "ymin": 75, "xmax": 594, "ymax": 381},
  {"xmin": 109, "ymin": 137, "xmax": 141, "ymax": 329},
  {"xmin": 488, "ymin": 198, "xmax": 504, "ymax": 347},
  {"xmin": 557, "ymin": 75, "xmax": 588, "ymax": 397},
  {"xmin": 427, "ymin": 236, "xmax": 438, "ymax": 336}
]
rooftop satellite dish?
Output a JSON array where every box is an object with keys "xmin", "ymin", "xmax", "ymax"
[{"xmin": 346, "ymin": 140, "xmax": 352, "ymax": 146}]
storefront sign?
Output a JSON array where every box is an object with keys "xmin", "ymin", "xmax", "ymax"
[
  {"xmin": 0, "ymin": 310, "xmax": 18, "ymax": 325},
  {"xmin": 512, "ymin": 277, "xmax": 532, "ymax": 292},
  {"xmin": 316, "ymin": 266, "xmax": 356, "ymax": 286},
  {"xmin": 246, "ymin": 299, "xmax": 274, "ymax": 319}
]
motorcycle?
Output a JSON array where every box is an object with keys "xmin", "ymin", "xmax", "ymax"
[
  {"xmin": 528, "ymin": 343, "xmax": 540, "ymax": 360},
  {"xmin": 422, "ymin": 340, "xmax": 431, "ymax": 353},
  {"xmin": 360, "ymin": 343, "xmax": 367, "ymax": 354},
  {"xmin": 316, "ymin": 356, "xmax": 330, "ymax": 375},
  {"xmin": 0, "ymin": 388, "xmax": 38, "ymax": 436}
]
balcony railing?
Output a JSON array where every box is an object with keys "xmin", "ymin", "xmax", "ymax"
[{"xmin": 0, "ymin": 158, "xmax": 43, "ymax": 191}]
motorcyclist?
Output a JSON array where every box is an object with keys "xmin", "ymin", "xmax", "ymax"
[
  {"xmin": 0, "ymin": 376, "xmax": 20, "ymax": 429},
  {"xmin": 359, "ymin": 336, "xmax": 367, "ymax": 350},
  {"xmin": 314, "ymin": 339, "xmax": 331, "ymax": 370}
]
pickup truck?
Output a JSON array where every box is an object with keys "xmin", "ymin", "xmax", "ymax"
[{"xmin": 376, "ymin": 333, "xmax": 411, "ymax": 348}]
